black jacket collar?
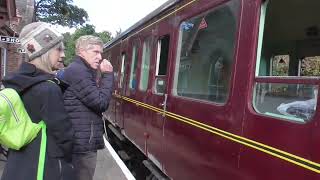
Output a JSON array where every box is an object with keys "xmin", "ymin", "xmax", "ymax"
[{"xmin": 2, "ymin": 62, "xmax": 54, "ymax": 93}]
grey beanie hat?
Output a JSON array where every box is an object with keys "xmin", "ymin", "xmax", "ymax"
[{"xmin": 19, "ymin": 22, "xmax": 63, "ymax": 61}]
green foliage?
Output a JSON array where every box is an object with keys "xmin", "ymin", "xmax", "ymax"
[
  {"xmin": 272, "ymin": 55, "xmax": 289, "ymax": 76},
  {"xmin": 97, "ymin": 31, "xmax": 113, "ymax": 43},
  {"xmin": 35, "ymin": 0, "xmax": 88, "ymax": 28},
  {"xmin": 63, "ymin": 24, "xmax": 112, "ymax": 65},
  {"xmin": 301, "ymin": 57, "xmax": 320, "ymax": 76},
  {"xmin": 272, "ymin": 63, "xmax": 289, "ymax": 76}
]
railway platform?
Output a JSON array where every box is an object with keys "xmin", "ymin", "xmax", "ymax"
[{"xmin": 0, "ymin": 137, "xmax": 131, "ymax": 180}]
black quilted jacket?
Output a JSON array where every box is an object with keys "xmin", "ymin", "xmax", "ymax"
[{"xmin": 62, "ymin": 56, "xmax": 114, "ymax": 153}]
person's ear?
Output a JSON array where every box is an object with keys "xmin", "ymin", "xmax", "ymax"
[{"xmin": 78, "ymin": 48, "xmax": 86, "ymax": 57}]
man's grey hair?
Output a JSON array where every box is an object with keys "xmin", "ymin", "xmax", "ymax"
[{"xmin": 75, "ymin": 35, "xmax": 103, "ymax": 55}]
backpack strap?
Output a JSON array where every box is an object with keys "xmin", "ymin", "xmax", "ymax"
[
  {"xmin": 35, "ymin": 81, "xmax": 53, "ymax": 180},
  {"xmin": 36, "ymin": 79, "xmax": 67, "ymax": 180},
  {"xmin": 33, "ymin": 81, "xmax": 52, "ymax": 180},
  {"xmin": 18, "ymin": 79, "xmax": 66, "ymax": 180},
  {"xmin": 47, "ymin": 78, "xmax": 69, "ymax": 92},
  {"xmin": 32, "ymin": 80, "xmax": 53, "ymax": 180},
  {"xmin": 37, "ymin": 121, "xmax": 47, "ymax": 180}
]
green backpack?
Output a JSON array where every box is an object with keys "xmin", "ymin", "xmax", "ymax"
[{"xmin": 0, "ymin": 88, "xmax": 47, "ymax": 180}]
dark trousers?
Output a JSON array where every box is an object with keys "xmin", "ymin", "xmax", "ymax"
[{"xmin": 72, "ymin": 151, "xmax": 97, "ymax": 180}]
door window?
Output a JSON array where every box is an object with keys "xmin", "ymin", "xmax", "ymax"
[
  {"xmin": 129, "ymin": 42, "xmax": 139, "ymax": 90},
  {"xmin": 154, "ymin": 35, "xmax": 170, "ymax": 94},
  {"xmin": 140, "ymin": 37, "xmax": 152, "ymax": 91},
  {"xmin": 119, "ymin": 53, "xmax": 126, "ymax": 88}
]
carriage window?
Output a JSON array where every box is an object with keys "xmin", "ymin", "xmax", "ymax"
[
  {"xmin": 253, "ymin": 83, "xmax": 317, "ymax": 123},
  {"xmin": 129, "ymin": 43, "xmax": 139, "ymax": 89},
  {"xmin": 140, "ymin": 37, "xmax": 152, "ymax": 91},
  {"xmin": 119, "ymin": 53, "xmax": 126, "ymax": 88},
  {"xmin": 154, "ymin": 35, "xmax": 170, "ymax": 94},
  {"xmin": 156, "ymin": 35, "xmax": 169, "ymax": 76},
  {"xmin": 173, "ymin": 0, "xmax": 239, "ymax": 103},
  {"xmin": 254, "ymin": 0, "xmax": 320, "ymax": 123}
]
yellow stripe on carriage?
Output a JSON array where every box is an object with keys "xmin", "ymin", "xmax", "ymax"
[{"xmin": 113, "ymin": 94, "xmax": 320, "ymax": 174}]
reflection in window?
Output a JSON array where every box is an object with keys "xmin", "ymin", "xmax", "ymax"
[
  {"xmin": 140, "ymin": 38, "xmax": 152, "ymax": 91},
  {"xmin": 254, "ymin": 83, "xmax": 317, "ymax": 123},
  {"xmin": 173, "ymin": 0, "xmax": 239, "ymax": 103},
  {"xmin": 119, "ymin": 53, "xmax": 126, "ymax": 88},
  {"xmin": 129, "ymin": 43, "xmax": 139, "ymax": 89}
]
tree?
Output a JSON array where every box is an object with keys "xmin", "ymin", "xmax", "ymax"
[
  {"xmin": 301, "ymin": 57, "xmax": 320, "ymax": 76},
  {"xmin": 35, "ymin": 0, "xmax": 88, "ymax": 28},
  {"xmin": 63, "ymin": 24, "xmax": 112, "ymax": 65},
  {"xmin": 96, "ymin": 31, "xmax": 112, "ymax": 43}
]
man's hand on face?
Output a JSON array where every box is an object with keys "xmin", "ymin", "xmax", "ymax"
[{"xmin": 100, "ymin": 59, "xmax": 113, "ymax": 73}]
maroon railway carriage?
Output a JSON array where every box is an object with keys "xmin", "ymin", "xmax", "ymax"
[{"xmin": 103, "ymin": 0, "xmax": 320, "ymax": 179}]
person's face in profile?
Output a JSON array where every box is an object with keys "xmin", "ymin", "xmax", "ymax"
[
  {"xmin": 79, "ymin": 44, "xmax": 103, "ymax": 70},
  {"xmin": 55, "ymin": 60, "xmax": 65, "ymax": 69},
  {"xmin": 50, "ymin": 44, "xmax": 65, "ymax": 71}
]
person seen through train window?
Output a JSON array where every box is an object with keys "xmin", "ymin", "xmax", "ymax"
[{"xmin": 61, "ymin": 35, "xmax": 114, "ymax": 180}]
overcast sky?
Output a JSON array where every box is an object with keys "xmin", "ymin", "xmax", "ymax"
[{"xmin": 69, "ymin": 0, "xmax": 167, "ymax": 36}]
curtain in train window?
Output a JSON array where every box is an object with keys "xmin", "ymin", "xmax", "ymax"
[
  {"xmin": 173, "ymin": 0, "xmax": 240, "ymax": 103},
  {"xmin": 140, "ymin": 37, "xmax": 152, "ymax": 91},
  {"xmin": 254, "ymin": 0, "xmax": 320, "ymax": 123},
  {"xmin": 129, "ymin": 42, "xmax": 139, "ymax": 89}
]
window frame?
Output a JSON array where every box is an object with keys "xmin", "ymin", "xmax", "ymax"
[
  {"xmin": 253, "ymin": 0, "xmax": 320, "ymax": 123},
  {"xmin": 172, "ymin": 1, "xmax": 240, "ymax": 105}
]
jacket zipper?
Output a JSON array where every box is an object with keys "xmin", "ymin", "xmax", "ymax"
[
  {"xmin": 0, "ymin": 93, "xmax": 20, "ymax": 123},
  {"xmin": 58, "ymin": 159, "xmax": 63, "ymax": 180},
  {"xmin": 89, "ymin": 121, "xmax": 93, "ymax": 143}
]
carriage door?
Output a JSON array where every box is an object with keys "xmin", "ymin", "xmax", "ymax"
[
  {"xmin": 116, "ymin": 52, "xmax": 127, "ymax": 129},
  {"xmin": 163, "ymin": 1, "xmax": 242, "ymax": 179},
  {"xmin": 146, "ymin": 34, "xmax": 171, "ymax": 169},
  {"xmin": 241, "ymin": 0, "xmax": 320, "ymax": 179},
  {"xmin": 103, "ymin": 51, "xmax": 117, "ymax": 125}
]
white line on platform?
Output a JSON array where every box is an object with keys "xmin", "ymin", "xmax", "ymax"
[{"xmin": 103, "ymin": 136, "xmax": 136, "ymax": 180}]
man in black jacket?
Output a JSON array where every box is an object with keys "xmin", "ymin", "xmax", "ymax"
[{"xmin": 62, "ymin": 35, "xmax": 114, "ymax": 180}]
